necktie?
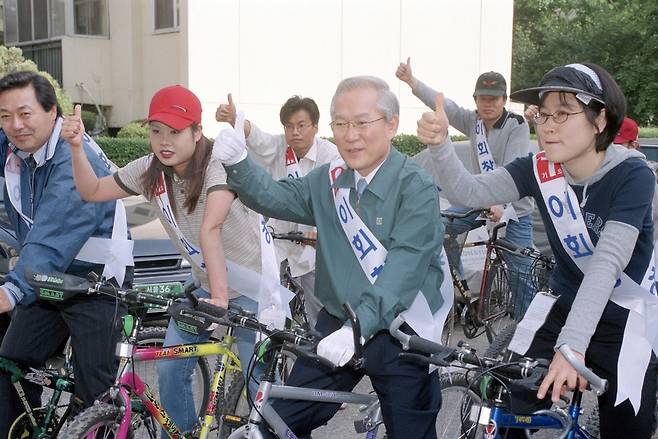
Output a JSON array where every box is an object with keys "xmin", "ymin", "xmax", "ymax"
[{"xmin": 356, "ymin": 178, "xmax": 367, "ymax": 200}]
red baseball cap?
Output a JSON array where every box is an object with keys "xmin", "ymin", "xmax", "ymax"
[
  {"xmin": 614, "ymin": 117, "xmax": 639, "ymax": 144},
  {"xmin": 148, "ymin": 85, "xmax": 202, "ymax": 130}
]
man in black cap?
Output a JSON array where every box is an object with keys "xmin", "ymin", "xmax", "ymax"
[{"xmin": 396, "ymin": 58, "xmax": 535, "ymax": 316}]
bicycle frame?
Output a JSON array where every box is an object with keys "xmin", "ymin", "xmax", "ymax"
[
  {"xmin": 109, "ymin": 329, "xmax": 242, "ymax": 439},
  {"xmin": 229, "ymin": 381, "xmax": 381, "ymax": 439},
  {"xmin": 478, "ymin": 389, "xmax": 595, "ymax": 439},
  {"xmin": 1, "ymin": 353, "xmax": 75, "ymax": 438}
]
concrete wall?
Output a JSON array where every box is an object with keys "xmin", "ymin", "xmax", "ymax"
[
  {"xmin": 189, "ymin": 0, "xmax": 515, "ymax": 137},
  {"xmin": 60, "ymin": 0, "xmax": 185, "ymax": 127},
  {"xmin": 60, "ymin": 0, "xmax": 514, "ymax": 133}
]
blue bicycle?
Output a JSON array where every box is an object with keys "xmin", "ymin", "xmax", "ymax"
[{"xmin": 389, "ymin": 316, "xmax": 607, "ymax": 439}]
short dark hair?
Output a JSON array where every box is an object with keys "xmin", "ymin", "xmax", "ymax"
[
  {"xmin": 0, "ymin": 71, "xmax": 62, "ymax": 117},
  {"xmin": 538, "ymin": 63, "xmax": 625, "ymax": 152},
  {"xmin": 279, "ymin": 95, "xmax": 320, "ymax": 126}
]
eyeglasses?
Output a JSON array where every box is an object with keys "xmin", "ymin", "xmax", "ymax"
[
  {"xmin": 330, "ymin": 117, "xmax": 385, "ymax": 132},
  {"xmin": 534, "ymin": 110, "xmax": 585, "ymax": 125},
  {"xmin": 283, "ymin": 122, "xmax": 314, "ymax": 133}
]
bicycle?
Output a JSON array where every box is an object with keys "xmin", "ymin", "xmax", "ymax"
[
  {"xmin": 389, "ymin": 316, "xmax": 607, "ymax": 439},
  {"xmin": 269, "ymin": 229, "xmax": 316, "ymax": 330},
  {"xmin": 481, "ymin": 240, "xmax": 555, "ymax": 360},
  {"xmin": 22, "ymin": 271, "xmax": 236, "ymax": 439},
  {"xmin": 223, "ymin": 302, "xmax": 384, "ymax": 439},
  {"xmin": 441, "ymin": 208, "xmax": 513, "ymax": 344},
  {"xmin": 0, "ymin": 273, "xmax": 201, "ymax": 439}
]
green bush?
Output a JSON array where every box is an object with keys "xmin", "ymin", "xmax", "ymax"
[
  {"xmin": 81, "ymin": 110, "xmax": 97, "ymax": 130},
  {"xmin": 95, "ymin": 137, "xmax": 150, "ymax": 167},
  {"xmin": 0, "ymin": 45, "xmax": 73, "ymax": 114},
  {"xmin": 640, "ymin": 127, "xmax": 658, "ymax": 138},
  {"xmin": 117, "ymin": 121, "xmax": 149, "ymax": 138},
  {"xmin": 322, "ymin": 133, "xmax": 470, "ymax": 157}
]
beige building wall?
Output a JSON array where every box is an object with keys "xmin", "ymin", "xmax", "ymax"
[
  {"xmin": 189, "ymin": 0, "xmax": 515, "ymax": 137},
  {"xmin": 59, "ymin": 0, "xmax": 514, "ymax": 134}
]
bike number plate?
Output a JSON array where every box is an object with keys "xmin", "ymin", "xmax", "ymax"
[{"xmin": 134, "ymin": 282, "xmax": 184, "ymax": 297}]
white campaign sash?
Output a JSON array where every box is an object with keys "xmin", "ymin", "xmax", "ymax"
[
  {"xmin": 282, "ymin": 146, "xmax": 316, "ymax": 270},
  {"xmin": 152, "ymin": 173, "xmax": 292, "ymax": 319},
  {"xmin": 4, "ymin": 118, "xmax": 132, "ymax": 285},
  {"xmin": 474, "ymin": 118, "xmax": 517, "ymax": 224},
  {"xmin": 510, "ymin": 151, "xmax": 658, "ymax": 413},
  {"xmin": 328, "ymin": 159, "xmax": 453, "ymax": 357},
  {"xmin": 285, "ymin": 146, "xmax": 303, "ymax": 179}
]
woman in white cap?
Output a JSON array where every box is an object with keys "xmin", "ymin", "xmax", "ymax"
[
  {"xmin": 68, "ymin": 85, "xmax": 272, "ymax": 434},
  {"xmin": 417, "ymin": 62, "xmax": 657, "ymax": 438}
]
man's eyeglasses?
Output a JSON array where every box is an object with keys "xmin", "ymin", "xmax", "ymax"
[
  {"xmin": 330, "ymin": 117, "xmax": 385, "ymax": 132},
  {"xmin": 534, "ymin": 110, "xmax": 585, "ymax": 125},
  {"xmin": 283, "ymin": 122, "xmax": 314, "ymax": 133}
]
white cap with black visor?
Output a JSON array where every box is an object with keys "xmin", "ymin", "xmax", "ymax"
[{"xmin": 510, "ymin": 63, "xmax": 606, "ymax": 108}]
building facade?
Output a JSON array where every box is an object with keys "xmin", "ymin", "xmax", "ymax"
[{"xmin": 2, "ymin": 0, "xmax": 515, "ymax": 136}]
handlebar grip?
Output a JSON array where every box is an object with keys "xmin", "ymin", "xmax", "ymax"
[
  {"xmin": 558, "ymin": 345, "xmax": 608, "ymax": 395},
  {"xmin": 407, "ymin": 335, "xmax": 448, "ymax": 355},
  {"xmin": 195, "ymin": 300, "xmax": 227, "ymax": 319}
]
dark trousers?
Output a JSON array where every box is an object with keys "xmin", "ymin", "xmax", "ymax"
[
  {"xmin": 0, "ymin": 295, "xmax": 124, "ymax": 436},
  {"xmin": 269, "ymin": 308, "xmax": 441, "ymax": 439},
  {"xmin": 505, "ymin": 300, "xmax": 657, "ymax": 439}
]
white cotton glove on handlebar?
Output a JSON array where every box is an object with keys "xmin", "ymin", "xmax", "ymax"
[
  {"xmin": 317, "ymin": 325, "xmax": 356, "ymax": 367},
  {"xmin": 213, "ymin": 110, "xmax": 248, "ymax": 165}
]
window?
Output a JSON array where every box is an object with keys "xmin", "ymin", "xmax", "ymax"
[
  {"xmin": 73, "ymin": 0, "xmax": 108, "ymax": 36},
  {"xmin": 154, "ymin": 0, "xmax": 180, "ymax": 31},
  {"xmin": 3, "ymin": 0, "xmax": 65, "ymax": 44}
]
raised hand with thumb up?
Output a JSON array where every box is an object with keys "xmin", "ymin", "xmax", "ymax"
[
  {"xmin": 395, "ymin": 57, "xmax": 416, "ymax": 88},
  {"xmin": 213, "ymin": 110, "xmax": 248, "ymax": 166},
  {"xmin": 416, "ymin": 93, "xmax": 450, "ymax": 147},
  {"xmin": 215, "ymin": 93, "xmax": 237, "ymax": 126},
  {"xmin": 62, "ymin": 104, "xmax": 85, "ymax": 149}
]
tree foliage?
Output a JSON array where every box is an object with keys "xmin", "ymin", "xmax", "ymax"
[
  {"xmin": 512, "ymin": 0, "xmax": 658, "ymax": 125},
  {"xmin": 0, "ymin": 45, "xmax": 73, "ymax": 114}
]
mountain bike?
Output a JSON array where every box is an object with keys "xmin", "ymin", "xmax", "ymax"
[{"xmin": 390, "ymin": 316, "xmax": 607, "ymax": 439}]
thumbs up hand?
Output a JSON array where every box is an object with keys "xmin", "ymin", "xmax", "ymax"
[
  {"xmin": 213, "ymin": 110, "xmax": 248, "ymax": 166},
  {"xmin": 215, "ymin": 93, "xmax": 237, "ymax": 127},
  {"xmin": 62, "ymin": 104, "xmax": 85, "ymax": 149},
  {"xmin": 417, "ymin": 93, "xmax": 450, "ymax": 147},
  {"xmin": 395, "ymin": 57, "xmax": 417, "ymax": 89}
]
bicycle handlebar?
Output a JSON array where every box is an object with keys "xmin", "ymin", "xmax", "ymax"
[
  {"xmin": 441, "ymin": 208, "xmax": 490, "ymax": 220},
  {"xmin": 269, "ymin": 229, "xmax": 317, "ymax": 245},
  {"xmin": 389, "ymin": 316, "xmax": 606, "ymax": 393},
  {"xmin": 494, "ymin": 239, "xmax": 555, "ymax": 266}
]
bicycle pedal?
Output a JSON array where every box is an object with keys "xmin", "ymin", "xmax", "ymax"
[{"xmin": 222, "ymin": 413, "xmax": 248, "ymax": 427}]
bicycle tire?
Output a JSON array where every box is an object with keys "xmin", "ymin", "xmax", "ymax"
[
  {"xmin": 57, "ymin": 401, "xmax": 142, "ymax": 438},
  {"xmin": 437, "ymin": 373, "xmax": 485, "ymax": 439},
  {"xmin": 483, "ymin": 322, "xmax": 517, "ymax": 360},
  {"xmin": 134, "ymin": 325, "xmax": 212, "ymax": 420},
  {"xmin": 481, "ymin": 263, "xmax": 514, "ymax": 341},
  {"xmin": 8, "ymin": 407, "xmax": 61, "ymax": 439},
  {"xmin": 217, "ymin": 369, "xmax": 248, "ymax": 439}
]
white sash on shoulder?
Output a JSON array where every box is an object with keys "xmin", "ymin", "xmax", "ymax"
[
  {"xmin": 152, "ymin": 172, "xmax": 292, "ymax": 320},
  {"xmin": 328, "ymin": 159, "xmax": 453, "ymax": 358},
  {"xmin": 4, "ymin": 118, "xmax": 132, "ymax": 285},
  {"xmin": 510, "ymin": 151, "xmax": 658, "ymax": 413},
  {"xmin": 474, "ymin": 118, "xmax": 517, "ymax": 224}
]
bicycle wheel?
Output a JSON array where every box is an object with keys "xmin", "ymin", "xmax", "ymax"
[
  {"xmin": 481, "ymin": 262, "xmax": 513, "ymax": 340},
  {"xmin": 217, "ymin": 369, "xmax": 248, "ymax": 439},
  {"xmin": 134, "ymin": 325, "xmax": 212, "ymax": 420},
  {"xmin": 9, "ymin": 407, "xmax": 61, "ymax": 439},
  {"xmin": 436, "ymin": 373, "xmax": 484, "ymax": 439},
  {"xmin": 483, "ymin": 322, "xmax": 517, "ymax": 360},
  {"xmin": 58, "ymin": 401, "xmax": 149, "ymax": 438}
]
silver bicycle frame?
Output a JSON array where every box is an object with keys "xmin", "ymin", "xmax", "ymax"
[{"xmin": 228, "ymin": 381, "xmax": 382, "ymax": 439}]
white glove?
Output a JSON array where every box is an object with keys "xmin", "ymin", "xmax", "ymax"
[
  {"xmin": 213, "ymin": 110, "xmax": 248, "ymax": 165},
  {"xmin": 317, "ymin": 325, "xmax": 356, "ymax": 367}
]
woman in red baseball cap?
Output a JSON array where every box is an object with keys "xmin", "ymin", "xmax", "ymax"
[
  {"xmin": 68, "ymin": 85, "xmax": 271, "ymax": 434},
  {"xmin": 417, "ymin": 62, "xmax": 657, "ymax": 438}
]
